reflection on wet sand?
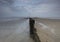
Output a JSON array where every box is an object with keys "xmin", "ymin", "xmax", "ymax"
[{"xmin": 0, "ymin": 19, "xmax": 34, "ymax": 42}]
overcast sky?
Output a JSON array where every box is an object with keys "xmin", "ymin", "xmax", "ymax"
[{"xmin": 0, "ymin": 0, "xmax": 60, "ymax": 19}]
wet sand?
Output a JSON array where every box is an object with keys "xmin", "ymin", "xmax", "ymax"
[
  {"xmin": 34, "ymin": 18, "xmax": 60, "ymax": 42},
  {"xmin": 0, "ymin": 19, "xmax": 34, "ymax": 42}
]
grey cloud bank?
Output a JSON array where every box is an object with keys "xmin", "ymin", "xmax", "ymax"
[{"xmin": 0, "ymin": 0, "xmax": 60, "ymax": 19}]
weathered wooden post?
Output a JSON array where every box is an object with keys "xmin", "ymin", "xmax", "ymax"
[
  {"xmin": 29, "ymin": 18, "xmax": 41, "ymax": 42},
  {"xmin": 29, "ymin": 18, "xmax": 35, "ymax": 35}
]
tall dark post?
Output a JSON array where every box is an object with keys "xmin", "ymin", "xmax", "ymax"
[
  {"xmin": 29, "ymin": 18, "xmax": 41, "ymax": 42},
  {"xmin": 29, "ymin": 18, "xmax": 35, "ymax": 35}
]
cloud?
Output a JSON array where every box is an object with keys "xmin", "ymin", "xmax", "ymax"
[
  {"xmin": 0, "ymin": 0, "xmax": 60, "ymax": 19},
  {"xmin": 23, "ymin": 0, "xmax": 60, "ymax": 19}
]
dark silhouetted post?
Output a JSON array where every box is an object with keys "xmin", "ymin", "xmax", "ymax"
[
  {"xmin": 29, "ymin": 18, "xmax": 41, "ymax": 42},
  {"xmin": 29, "ymin": 18, "xmax": 35, "ymax": 35}
]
